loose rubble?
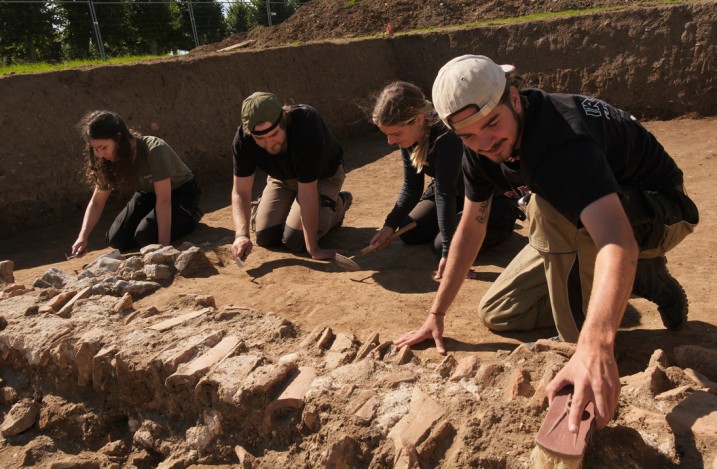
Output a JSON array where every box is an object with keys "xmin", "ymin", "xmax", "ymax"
[{"xmin": 1, "ymin": 249, "xmax": 716, "ymax": 468}]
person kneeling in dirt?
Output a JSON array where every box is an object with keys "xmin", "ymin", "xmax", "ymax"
[
  {"xmin": 71, "ymin": 110, "xmax": 203, "ymax": 257},
  {"xmin": 394, "ymin": 55, "xmax": 698, "ymax": 435},
  {"xmin": 369, "ymin": 81, "xmax": 524, "ymax": 280},
  {"xmin": 231, "ymin": 92, "xmax": 352, "ymax": 263}
]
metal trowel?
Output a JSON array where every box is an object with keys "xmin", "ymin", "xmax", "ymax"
[{"xmin": 334, "ymin": 221, "xmax": 416, "ymax": 271}]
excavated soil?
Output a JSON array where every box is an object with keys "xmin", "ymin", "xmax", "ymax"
[{"xmin": 192, "ymin": 0, "xmax": 654, "ymax": 53}]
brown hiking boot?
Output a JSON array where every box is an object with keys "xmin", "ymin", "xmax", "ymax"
[{"xmin": 632, "ymin": 256, "xmax": 688, "ymax": 330}]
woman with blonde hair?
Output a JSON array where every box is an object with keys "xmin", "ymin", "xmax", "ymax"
[{"xmin": 370, "ymin": 81, "xmax": 521, "ymax": 278}]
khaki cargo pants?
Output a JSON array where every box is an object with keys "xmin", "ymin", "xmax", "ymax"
[
  {"xmin": 479, "ymin": 192, "xmax": 696, "ymax": 342},
  {"xmin": 253, "ymin": 164, "xmax": 348, "ymax": 250}
]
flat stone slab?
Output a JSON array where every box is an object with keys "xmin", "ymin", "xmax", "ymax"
[{"xmin": 149, "ymin": 308, "xmax": 211, "ymax": 331}]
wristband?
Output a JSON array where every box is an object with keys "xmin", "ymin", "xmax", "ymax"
[
  {"xmin": 429, "ymin": 311, "xmax": 445, "ymax": 317},
  {"xmin": 235, "ymin": 232, "xmax": 249, "ymax": 239}
]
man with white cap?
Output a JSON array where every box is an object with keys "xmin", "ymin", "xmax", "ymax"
[
  {"xmin": 231, "ymin": 92, "xmax": 352, "ymax": 262},
  {"xmin": 394, "ymin": 55, "xmax": 698, "ymax": 433}
]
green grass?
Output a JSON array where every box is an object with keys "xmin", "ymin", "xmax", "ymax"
[{"xmin": 0, "ymin": 55, "xmax": 169, "ymax": 77}]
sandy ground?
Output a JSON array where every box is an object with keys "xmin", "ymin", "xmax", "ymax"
[{"xmin": 3, "ymin": 118, "xmax": 717, "ymax": 381}]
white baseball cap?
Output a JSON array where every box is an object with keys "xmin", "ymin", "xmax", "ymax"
[{"xmin": 432, "ymin": 55, "xmax": 515, "ymax": 130}]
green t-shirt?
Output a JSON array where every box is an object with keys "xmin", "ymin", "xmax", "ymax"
[{"xmin": 133, "ymin": 136, "xmax": 193, "ymax": 192}]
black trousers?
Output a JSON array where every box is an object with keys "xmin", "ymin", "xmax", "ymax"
[
  {"xmin": 398, "ymin": 181, "xmax": 523, "ymax": 259},
  {"xmin": 106, "ymin": 178, "xmax": 202, "ymax": 250}
]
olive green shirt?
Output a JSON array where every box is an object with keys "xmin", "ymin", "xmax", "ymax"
[{"xmin": 133, "ymin": 136, "xmax": 193, "ymax": 192}]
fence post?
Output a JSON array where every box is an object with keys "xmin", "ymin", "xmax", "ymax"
[
  {"xmin": 266, "ymin": 0, "xmax": 272, "ymax": 26},
  {"xmin": 87, "ymin": 0, "xmax": 106, "ymax": 60},
  {"xmin": 187, "ymin": 0, "xmax": 200, "ymax": 48}
]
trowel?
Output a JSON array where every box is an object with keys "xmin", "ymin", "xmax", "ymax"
[{"xmin": 334, "ymin": 221, "xmax": 416, "ymax": 271}]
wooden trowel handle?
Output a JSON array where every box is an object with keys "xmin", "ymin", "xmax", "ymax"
[{"xmin": 356, "ymin": 221, "xmax": 418, "ymax": 256}]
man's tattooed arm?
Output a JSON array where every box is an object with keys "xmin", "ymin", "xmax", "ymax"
[{"xmin": 474, "ymin": 197, "xmax": 492, "ymax": 224}]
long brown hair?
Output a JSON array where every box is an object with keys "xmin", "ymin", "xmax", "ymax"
[
  {"xmin": 77, "ymin": 110, "xmax": 137, "ymax": 193},
  {"xmin": 372, "ymin": 81, "xmax": 439, "ymax": 172}
]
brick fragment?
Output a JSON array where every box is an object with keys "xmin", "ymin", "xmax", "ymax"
[
  {"xmin": 528, "ymin": 368, "xmax": 558, "ymax": 411},
  {"xmin": 388, "ymin": 388, "xmax": 445, "ymax": 447},
  {"xmin": 233, "ymin": 362, "xmax": 297, "ymax": 407},
  {"xmin": 47, "ymin": 290, "xmax": 76, "ymax": 310},
  {"xmin": 449, "ymin": 355, "xmax": 479, "ymax": 381},
  {"xmin": 355, "ymin": 331, "xmax": 380, "ymax": 361},
  {"xmin": 349, "ymin": 390, "xmax": 374, "ymax": 414},
  {"xmin": 395, "ymin": 345, "xmax": 413, "ymax": 365},
  {"xmin": 300, "ymin": 325, "xmax": 327, "ymax": 348},
  {"xmin": 648, "ymin": 348, "xmax": 669, "ymax": 368},
  {"xmin": 75, "ymin": 339, "xmax": 104, "ymax": 387},
  {"xmin": 354, "ymin": 396, "xmax": 380, "ymax": 422},
  {"xmin": 113, "ymin": 292, "xmax": 133, "ymax": 313},
  {"xmin": 416, "ymin": 420, "xmax": 456, "ymax": 467},
  {"xmin": 149, "ymin": 308, "xmax": 210, "ymax": 331},
  {"xmin": 683, "ymin": 368, "xmax": 717, "ymax": 393},
  {"xmin": 504, "ymin": 368, "xmax": 535, "ymax": 402},
  {"xmin": 317, "ymin": 327, "xmax": 334, "ymax": 349},
  {"xmin": 383, "ymin": 371, "xmax": 417, "ymax": 388},
  {"xmin": 195, "ymin": 354, "xmax": 262, "ymax": 407},
  {"xmin": 370, "ymin": 340, "xmax": 394, "ymax": 360},
  {"xmin": 393, "ymin": 441, "xmax": 420, "ymax": 469},
  {"xmin": 475, "ymin": 362, "xmax": 504, "ymax": 387},
  {"xmin": 435, "ymin": 355, "xmax": 457, "ymax": 378},
  {"xmin": 124, "ymin": 306, "xmax": 160, "ymax": 325},
  {"xmin": 263, "ymin": 367, "xmax": 317, "ymax": 431},
  {"xmin": 330, "ymin": 333, "xmax": 357, "ymax": 353},
  {"xmin": 622, "ymin": 365, "xmax": 672, "ymax": 396},
  {"xmin": 165, "ymin": 335, "xmax": 242, "ymax": 393},
  {"xmin": 56, "ymin": 286, "xmax": 92, "ymax": 318},
  {"xmin": 656, "ymin": 385, "xmax": 694, "ymax": 401},
  {"xmin": 92, "ymin": 346, "xmax": 118, "ymax": 393}
]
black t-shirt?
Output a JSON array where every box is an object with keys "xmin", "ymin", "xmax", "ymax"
[
  {"xmin": 385, "ymin": 122, "xmax": 464, "ymax": 257},
  {"xmin": 232, "ymin": 104, "xmax": 343, "ymax": 183},
  {"xmin": 463, "ymin": 89, "xmax": 684, "ymax": 225}
]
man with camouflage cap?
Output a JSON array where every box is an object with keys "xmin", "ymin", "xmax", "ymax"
[
  {"xmin": 395, "ymin": 55, "xmax": 698, "ymax": 434},
  {"xmin": 231, "ymin": 92, "xmax": 352, "ymax": 262}
]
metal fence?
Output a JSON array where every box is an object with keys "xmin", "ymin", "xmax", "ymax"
[{"xmin": 0, "ymin": 0, "xmax": 299, "ymax": 63}]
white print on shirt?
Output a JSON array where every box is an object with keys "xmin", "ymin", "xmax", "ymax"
[{"xmin": 581, "ymin": 98, "xmax": 612, "ymax": 120}]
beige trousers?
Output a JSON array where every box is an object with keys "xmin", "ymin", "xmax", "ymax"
[
  {"xmin": 479, "ymin": 193, "xmax": 696, "ymax": 342},
  {"xmin": 253, "ymin": 164, "xmax": 347, "ymax": 239}
]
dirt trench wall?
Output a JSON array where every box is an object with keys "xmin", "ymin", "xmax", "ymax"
[{"xmin": 0, "ymin": 2, "xmax": 714, "ymax": 239}]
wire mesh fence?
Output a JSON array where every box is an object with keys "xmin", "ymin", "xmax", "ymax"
[{"xmin": 0, "ymin": 0, "xmax": 304, "ymax": 65}]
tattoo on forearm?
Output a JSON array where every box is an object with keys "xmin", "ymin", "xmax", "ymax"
[{"xmin": 475, "ymin": 199, "xmax": 491, "ymax": 224}]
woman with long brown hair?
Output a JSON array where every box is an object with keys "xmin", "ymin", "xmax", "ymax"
[{"xmin": 70, "ymin": 110, "xmax": 202, "ymax": 256}]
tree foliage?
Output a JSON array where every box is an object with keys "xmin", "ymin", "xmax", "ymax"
[{"xmin": 0, "ymin": 0, "xmax": 303, "ymax": 65}]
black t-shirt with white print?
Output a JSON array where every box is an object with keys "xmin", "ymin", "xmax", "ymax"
[{"xmin": 463, "ymin": 89, "xmax": 684, "ymax": 226}]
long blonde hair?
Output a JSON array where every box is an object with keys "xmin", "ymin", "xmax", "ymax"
[{"xmin": 372, "ymin": 81, "xmax": 439, "ymax": 172}]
